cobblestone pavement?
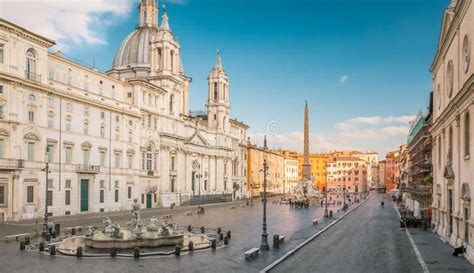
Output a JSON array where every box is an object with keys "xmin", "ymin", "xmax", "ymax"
[
  {"xmin": 0, "ymin": 196, "xmax": 357, "ymax": 273},
  {"xmin": 269, "ymin": 195, "xmax": 474, "ymax": 273}
]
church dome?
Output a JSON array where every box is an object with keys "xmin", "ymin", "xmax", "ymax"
[{"xmin": 112, "ymin": 27, "xmax": 158, "ymax": 70}]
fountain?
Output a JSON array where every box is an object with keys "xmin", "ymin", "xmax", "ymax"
[{"xmin": 83, "ymin": 198, "xmax": 184, "ymax": 249}]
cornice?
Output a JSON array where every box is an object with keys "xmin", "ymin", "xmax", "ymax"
[{"xmin": 0, "ymin": 19, "xmax": 55, "ymax": 48}]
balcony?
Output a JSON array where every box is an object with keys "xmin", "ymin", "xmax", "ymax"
[
  {"xmin": 0, "ymin": 159, "xmax": 24, "ymax": 170},
  {"xmin": 147, "ymin": 170, "xmax": 155, "ymax": 176},
  {"xmin": 25, "ymin": 70, "xmax": 41, "ymax": 83},
  {"xmin": 76, "ymin": 164, "xmax": 100, "ymax": 174}
]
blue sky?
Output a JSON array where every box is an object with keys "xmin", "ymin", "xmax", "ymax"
[{"xmin": 1, "ymin": 0, "xmax": 450, "ymax": 157}]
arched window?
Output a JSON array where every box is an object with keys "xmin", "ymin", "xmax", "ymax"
[
  {"xmin": 26, "ymin": 49, "xmax": 36, "ymax": 80},
  {"xmin": 157, "ymin": 48, "xmax": 162, "ymax": 69},
  {"xmin": 148, "ymin": 94, "xmax": 152, "ymax": 106},
  {"xmin": 465, "ymin": 112, "xmax": 470, "ymax": 156},
  {"xmin": 146, "ymin": 145, "xmax": 153, "ymax": 171},
  {"xmin": 213, "ymin": 82, "xmax": 218, "ymax": 100}
]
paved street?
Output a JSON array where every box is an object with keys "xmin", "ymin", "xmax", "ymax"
[
  {"xmin": 0, "ymin": 197, "xmax": 355, "ymax": 273},
  {"xmin": 270, "ymin": 195, "xmax": 474, "ymax": 273}
]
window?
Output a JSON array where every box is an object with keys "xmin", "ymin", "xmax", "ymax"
[
  {"xmin": 65, "ymin": 179, "xmax": 71, "ymax": 189},
  {"xmin": 115, "ymin": 128, "xmax": 120, "ymax": 140},
  {"xmin": 100, "ymin": 180, "xmax": 104, "ymax": 188},
  {"xmin": 83, "ymin": 149, "xmax": 90, "ymax": 166},
  {"xmin": 214, "ymin": 82, "xmax": 218, "ymax": 100},
  {"xmin": 47, "ymin": 114, "xmax": 54, "ymax": 128},
  {"xmin": 0, "ymin": 85, "xmax": 3, "ymax": 95},
  {"xmin": 100, "ymin": 151, "xmax": 106, "ymax": 167},
  {"xmin": 48, "ymin": 98, "xmax": 54, "ymax": 107},
  {"xmin": 26, "ymin": 49, "xmax": 36, "ymax": 80},
  {"xmin": 27, "ymin": 142, "xmax": 35, "ymax": 161},
  {"xmin": 128, "ymin": 130, "xmax": 133, "ymax": 142},
  {"xmin": 84, "ymin": 76, "xmax": 89, "ymax": 91},
  {"xmin": 66, "ymin": 116, "xmax": 71, "ymax": 131},
  {"xmin": 128, "ymin": 154, "xmax": 133, "ymax": 169},
  {"xmin": 115, "ymin": 189, "xmax": 119, "ymax": 202},
  {"xmin": 128, "ymin": 187, "xmax": 132, "ymax": 199},
  {"xmin": 48, "ymin": 70, "xmax": 54, "ymax": 80},
  {"xmin": 465, "ymin": 112, "xmax": 471, "ymax": 157},
  {"xmin": 0, "ymin": 139, "xmax": 4, "ymax": 158},
  {"xmin": 65, "ymin": 147, "xmax": 72, "ymax": 164},
  {"xmin": 65, "ymin": 190, "xmax": 71, "ymax": 205},
  {"xmin": 100, "ymin": 125, "xmax": 105, "ymax": 137},
  {"xmin": 147, "ymin": 114, "xmax": 152, "ymax": 128},
  {"xmin": 47, "ymin": 145, "xmax": 53, "ymax": 162},
  {"xmin": 67, "ymin": 69, "xmax": 72, "ymax": 85},
  {"xmin": 449, "ymin": 127, "xmax": 453, "ymax": 161},
  {"xmin": 0, "ymin": 44, "xmax": 3, "ymax": 64},
  {"xmin": 101, "ymin": 111, "xmax": 105, "ymax": 119},
  {"xmin": 147, "ymin": 145, "xmax": 153, "ymax": 171},
  {"xmin": 115, "ymin": 115, "xmax": 119, "ymax": 122},
  {"xmin": 46, "ymin": 191, "xmax": 53, "ymax": 206},
  {"xmin": 100, "ymin": 190, "xmax": 104, "ymax": 203},
  {"xmin": 169, "ymin": 95, "xmax": 174, "ymax": 113},
  {"xmin": 0, "ymin": 185, "xmax": 5, "ymax": 206},
  {"xmin": 170, "ymin": 155, "xmax": 175, "ymax": 171},
  {"xmin": 84, "ymin": 107, "xmax": 89, "ymax": 116},
  {"xmin": 46, "ymin": 179, "xmax": 53, "ymax": 189},
  {"xmin": 154, "ymin": 118, "xmax": 157, "ymax": 129},
  {"xmin": 170, "ymin": 51, "xmax": 174, "ymax": 71},
  {"xmin": 28, "ymin": 111, "xmax": 34, "ymax": 123},
  {"xmin": 84, "ymin": 120, "xmax": 89, "ymax": 135},
  {"xmin": 115, "ymin": 153, "xmax": 121, "ymax": 168},
  {"xmin": 66, "ymin": 103, "xmax": 72, "ymax": 112},
  {"xmin": 26, "ymin": 186, "xmax": 34, "ymax": 203}
]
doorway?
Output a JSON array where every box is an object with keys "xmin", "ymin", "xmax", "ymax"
[
  {"xmin": 146, "ymin": 193, "xmax": 152, "ymax": 209},
  {"xmin": 80, "ymin": 179, "xmax": 89, "ymax": 212}
]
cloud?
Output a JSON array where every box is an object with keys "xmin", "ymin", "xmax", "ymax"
[
  {"xmin": 339, "ymin": 74, "xmax": 349, "ymax": 83},
  {"xmin": 250, "ymin": 114, "xmax": 415, "ymax": 158},
  {"xmin": 0, "ymin": 0, "xmax": 134, "ymax": 50}
]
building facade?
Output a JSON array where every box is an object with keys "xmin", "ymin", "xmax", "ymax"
[
  {"xmin": 0, "ymin": 1, "xmax": 248, "ymax": 221},
  {"xmin": 296, "ymin": 153, "xmax": 328, "ymax": 191},
  {"xmin": 430, "ymin": 0, "xmax": 474, "ymax": 262},
  {"xmin": 247, "ymin": 144, "xmax": 284, "ymax": 196},
  {"xmin": 282, "ymin": 151, "xmax": 298, "ymax": 194},
  {"xmin": 326, "ymin": 156, "xmax": 368, "ymax": 194}
]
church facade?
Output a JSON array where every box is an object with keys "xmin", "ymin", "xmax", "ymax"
[{"xmin": 0, "ymin": 0, "xmax": 248, "ymax": 221}]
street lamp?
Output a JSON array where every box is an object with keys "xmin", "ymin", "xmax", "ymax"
[
  {"xmin": 192, "ymin": 159, "xmax": 203, "ymax": 214},
  {"xmin": 260, "ymin": 136, "xmax": 269, "ymax": 250},
  {"xmin": 324, "ymin": 174, "xmax": 329, "ymax": 217},
  {"xmin": 42, "ymin": 145, "xmax": 51, "ymax": 239}
]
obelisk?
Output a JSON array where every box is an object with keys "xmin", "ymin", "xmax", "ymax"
[{"xmin": 302, "ymin": 101, "xmax": 312, "ymax": 180}]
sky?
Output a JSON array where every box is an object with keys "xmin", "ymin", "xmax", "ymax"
[{"xmin": 0, "ymin": 0, "xmax": 450, "ymax": 158}]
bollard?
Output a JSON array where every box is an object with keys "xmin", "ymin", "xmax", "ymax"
[
  {"xmin": 227, "ymin": 230, "xmax": 231, "ymax": 239},
  {"xmin": 219, "ymin": 233, "xmax": 224, "ymax": 241},
  {"xmin": 134, "ymin": 247, "xmax": 140, "ymax": 259},
  {"xmin": 111, "ymin": 248, "xmax": 117, "ymax": 258},
  {"xmin": 188, "ymin": 241, "xmax": 194, "ymax": 252},
  {"xmin": 39, "ymin": 242, "xmax": 45, "ymax": 252},
  {"xmin": 329, "ymin": 210, "xmax": 333, "ymax": 218},
  {"xmin": 223, "ymin": 235, "xmax": 229, "ymax": 245},
  {"xmin": 25, "ymin": 236, "xmax": 30, "ymax": 246},
  {"xmin": 200, "ymin": 226, "xmax": 205, "ymax": 234},
  {"xmin": 211, "ymin": 239, "xmax": 217, "ymax": 250},
  {"xmin": 187, "ymin": 225, "xmax": 192, "ymax": 232},
  {"xmin": 20, "ymin": 241, "xmax": 26, "ymax": 251},
  {"xmin": 50, "ymin": 245, "xmax": 56, "ymax": 256},
  {"xmin": 175, "ymin": 245, "xmax": 181, "ymax": 256},
  {"xmin": 246, "ymin": 200, "xmax": 249, "ymax": 206},
  {"xmin": 76, "ymin": 246, "xmax": 83, "ymax": 258},
  {"xmin": 217, "ymin": 227, "xmax": 222, "ymax": 234},
  {"xmin": 273, "ymin": 235, "xmax": 280, "ymax": 249}
]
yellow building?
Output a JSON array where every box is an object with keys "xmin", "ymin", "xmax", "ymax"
[
  {"xmin": 296, "ymin": 154, "xmax": 329, "ymax": 191},
  {"xmin": 247, "ymin": 145, "xmax": 284, "ymax": 197}
]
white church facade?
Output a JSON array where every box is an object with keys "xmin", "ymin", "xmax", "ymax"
[{"xmin": 0, "ymin": 0, "xmax": 248, "ymax": 221}]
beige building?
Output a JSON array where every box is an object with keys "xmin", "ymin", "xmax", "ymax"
[
  {"xmin": 0, "ymin": 1, "xmax": 248, "ymax": 221},
  {"xmin": 247, "ymin": 143, "xmax": 284, "ymax": 196},
  {"xmin": 430, "ymin": 0, "xmax": 474, "ymax": 262}
]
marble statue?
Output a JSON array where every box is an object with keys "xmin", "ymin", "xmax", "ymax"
[
  {"xmin": 103, "ymin": 217, "xmax": 114, "ymax": 233},
  {"xmin": 147, "ymin": 216, "xmax": 159, "ymax": 232},
  {"xmin": 160, "ymin": 220, "xmax": 171, "ymax": 236},
  {"xmin": 130, "ymin": 198, "xmax": 142, "ymax": 232}
]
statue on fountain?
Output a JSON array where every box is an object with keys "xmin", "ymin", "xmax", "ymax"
[
  {"xmin": 130, "ymin": 198, "xmax": 142, "ymax": 233},
  {"xmin": 111, "ymin": 222, "xmax": 122, "ymax": 239},
  {"xmin": 103, "ymin": 217, "xmax": 114, "ymax": 233},
  {"xmin": 147, "ymin": 216, "xmax": 159, "ymax": 232},
  {"xmin": 160, "ymin": 220, "xmax": 171, "ymax": 236}
]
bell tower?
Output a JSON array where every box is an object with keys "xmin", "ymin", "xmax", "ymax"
[{"xmin": 207, "ymin": 50, "xmax": 230, "ymax": 132}]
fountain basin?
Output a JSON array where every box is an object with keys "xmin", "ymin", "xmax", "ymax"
[{"xmin": 85, "ymin": 230, "xmax": 184, "ymax": 249}]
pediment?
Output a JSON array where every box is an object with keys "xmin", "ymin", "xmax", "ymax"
[
  {"xmin": 187, "ymin": 132, "xmax": 209, "ymax": 146},
  {"xmin": 444, "ymin": 164, "xmax": 455, "ymax": 180},
  {"xmin": 438, "ymin": 10, "xmax": 454, "ymax": 49}
]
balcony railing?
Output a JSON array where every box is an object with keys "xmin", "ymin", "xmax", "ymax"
[
  {"xmin": 25, "ymin": 70, "xmax": 41, "ymax": 82},
  {"xmin": 76, "ymin": 164, "xmax": 100, "ymax": 174},
  {"xmin": 0, "ymin": 159, "xmax": 24, "ymax": 170},
  {"xmin": 147, "ymin": 170, "xmax": 155, "ymax": 176}
]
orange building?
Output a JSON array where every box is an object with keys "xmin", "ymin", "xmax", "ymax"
[{"xmin": 296, "ymin": 153, "xmax": 329, "ymax": 191}]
